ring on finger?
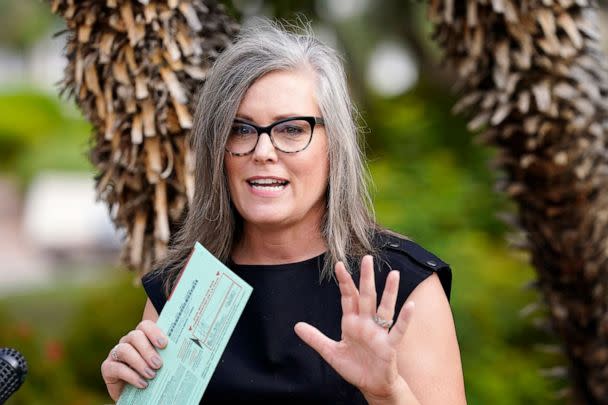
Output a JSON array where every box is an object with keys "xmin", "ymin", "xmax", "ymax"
[
  {"xmin": 110, "ymin": 344, "xmax": 121, "ymax": 362},
  {"xmin": 373, "ymin": 314, "xmax": 394, "ymax": 329}
]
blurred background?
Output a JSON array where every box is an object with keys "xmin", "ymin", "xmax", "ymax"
[{"xmin": 1, "ymin": 0, "xmax": 608, "ymax": 403}]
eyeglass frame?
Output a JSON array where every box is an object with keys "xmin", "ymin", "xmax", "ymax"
[{"xmin": 224, "ymin": 116, "xmax": 325, "ymax": 156}]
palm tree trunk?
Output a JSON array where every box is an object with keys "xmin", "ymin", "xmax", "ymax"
[
  {"xmin": 49, "ymin": 0, "xmax": 238, "ymax": 275},
  {"xmin": 428, "ymin": 0, "xmax": 608, "ymax": 402}
]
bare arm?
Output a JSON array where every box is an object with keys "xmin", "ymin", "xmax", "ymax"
[
  {"xmin": 396, "ymin": 273, "xmax": 466, "ymax": 404},
  {"xmin": 142, "ymin": 298, "xmax": 160, "ymax": 322}
]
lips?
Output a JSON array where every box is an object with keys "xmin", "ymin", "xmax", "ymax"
[{"xmin": 246, "ymin": 176, "xmax": 290, "ymax": 191}]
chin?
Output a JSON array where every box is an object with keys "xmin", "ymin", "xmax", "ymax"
[
  {"xmin": 240, "ymin": 207, "xmax": 290, "ymax": 226},
  {"xmin": 243, "ymin": 215, "xmax": 290, "ymax": 228}
]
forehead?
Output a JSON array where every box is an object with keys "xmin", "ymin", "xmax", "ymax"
[{"xmin": 236, "ymin": 69, "xmax": 321, "ymax": 121}]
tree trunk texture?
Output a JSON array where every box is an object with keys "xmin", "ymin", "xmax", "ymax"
[
  {"xmin": 48, "ymin": 0, "xmax": 239, "ymax": 275},
  {"xmin": 428, "ymin": 0, "xmax": 608, "ymax": 403}
]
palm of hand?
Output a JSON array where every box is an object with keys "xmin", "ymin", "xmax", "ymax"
[
  {"xmin": 331, "ymin": 313, "xmax": 401, "ymax": 395},
  {"xmin": 294, "ymin": 255, "xmax": 415, "ymax": 400}
]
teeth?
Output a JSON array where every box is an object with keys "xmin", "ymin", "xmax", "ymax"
[
  {"xmin": 249, "ymin": 178, "xmax": 287, "ymax": 185},
  {"xmin": 251, "ymin": 184, "xmax": 286, "ymax": 191}
]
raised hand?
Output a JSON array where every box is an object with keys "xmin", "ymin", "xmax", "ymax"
[{"xmin": 294, "ymin": 255, "xmax": 415, "ymax": 402}]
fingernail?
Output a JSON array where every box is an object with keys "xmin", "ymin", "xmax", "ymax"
[
  {"xmin": 157, "ymin": 337, "xmax": 167, "ymax": 347},
  {"xmin": 151, "ymin": 355, "xmax": 162, "ymax": 368},
  {"xmin": 144, "ymin": 367, "xmax": 156, "ymax": 378},
  {"xmin": 138, "ymin": 378, "xmax": 148, "ymax": 388}
]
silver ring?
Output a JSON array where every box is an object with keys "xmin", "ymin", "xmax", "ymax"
[
  {"xmin": 373, "ymin": 314, "xmax": 394, "ymax": 329},
  {"xmin": 110, "ymin": 344, "xmax": 121, "ymax": 362}
]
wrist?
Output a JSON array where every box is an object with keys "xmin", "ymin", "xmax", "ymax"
[{"xmin": 362, "ymin": 377, "xmax": 420, "ymax": 405}]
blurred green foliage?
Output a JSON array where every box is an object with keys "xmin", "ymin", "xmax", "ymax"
[
  {"xmin": 366, "ymin": 79, "xmax": 507, "ymax": 239},
  {"xmin": 0, "ymin": 1, "xmax": 59, "ymax": 50},
  {"xmin": 0, "ymin": 272, "xmax": 145, "ymax": 405},
  {"xmin": 0, "ymin": 90, "xmax": 93, "ymax": 189}
]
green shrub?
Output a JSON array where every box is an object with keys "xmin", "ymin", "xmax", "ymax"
[{"xmin": 0, "ymin": 271, "xmax": 145, "ymax": 404}]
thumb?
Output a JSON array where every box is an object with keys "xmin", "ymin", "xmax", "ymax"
[{"xmin": 294, "ymin": 322, "xmax": 337, "ymax": 365}]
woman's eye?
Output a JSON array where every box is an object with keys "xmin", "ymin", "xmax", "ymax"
[
  {"xmin": 231, "ymin": 125, "xmax": 254, "ymax": 136},
  {"xmin": 277, "ymin": 125, "xmax": 304, "ymax": 135}
]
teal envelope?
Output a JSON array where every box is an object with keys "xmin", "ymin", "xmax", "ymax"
[{"xmin": 118, "ymin": 242, "xmax": 253, "ymax": 405}]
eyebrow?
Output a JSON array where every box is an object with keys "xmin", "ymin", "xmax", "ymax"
[{"xmin": 234, "ymin": 113, "xmax": 309, "ymax": 123}]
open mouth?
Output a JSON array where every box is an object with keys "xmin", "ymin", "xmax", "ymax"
[{"xmin": 247, "ymin": 178, "xmax": 290, "ymax": 191}]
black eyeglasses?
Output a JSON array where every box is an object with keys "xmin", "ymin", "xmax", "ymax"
[{"xmin": 225, "ymin": 116, "xmax": 325, "ymax": 156}]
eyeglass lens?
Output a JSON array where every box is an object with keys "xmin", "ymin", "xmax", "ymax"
[{"xmin": 227, "ymin": 118, "xmax": 314, "ymax": 154}]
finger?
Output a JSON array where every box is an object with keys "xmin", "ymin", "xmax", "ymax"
[
  {"xmin": 101, "ymin": 359, "xmax": 124, "ymax": 401},
  {"xmin": 335, "ymin": 261, "xmax": 359, "ymax": 316},
  {"xmin": 102, "ymin": 359, "xmax": 149, "ymax": 389},
  {"xmin": 388, "ymin": 301, "xmax": 415, "ymax": 348},
  {"xmin": 294, "ymin": 322, "xmax": 338, "ymax": 366},
  {"xmin": 121, "ymin": 329, "xmax": 164, "ymax": 370},
  {"xmin": 111, "ymin": 342, "xmax": 157, "ymax": 381},
  {"xmin": 358, "ymin": 255, "xmax": 376, "ymax": 317},
  {"xmin": 376, "ymin": 270, "xmax": 400, "ymax": 323},
  {"xmin": 136, "ymin": 320, "xmax": 168, "ymax": 349},
  {"xmin": 135, "ymin": 321, "xmax": 167, "ymax": 369}
]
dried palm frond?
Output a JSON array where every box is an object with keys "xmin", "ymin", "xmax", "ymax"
[
  {"xmin": 429, "ymin": 0, "xmax": 608, "ymax": 402},
  {"xmin": 49, "ymin": 0, "xmax": 239, "ymax": 275}
]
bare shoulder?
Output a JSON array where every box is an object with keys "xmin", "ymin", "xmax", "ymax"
[{"xmin": 409, "ymin": 272, "xmax": 451, "ymax": 316}]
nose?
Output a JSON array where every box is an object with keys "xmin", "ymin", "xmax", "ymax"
[{"xmin": 252, "ymin": 132, "xmax": 278, "ymax": 163}]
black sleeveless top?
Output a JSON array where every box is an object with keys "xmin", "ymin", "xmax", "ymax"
[{"xmin": 141, "ymin": 233, "xmax": 452, "ymax": 404}]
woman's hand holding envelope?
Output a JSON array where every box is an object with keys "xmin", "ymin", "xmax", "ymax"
[{"xmin": 101, "ymin": 320, "xmax": 168, "ymax": 401}]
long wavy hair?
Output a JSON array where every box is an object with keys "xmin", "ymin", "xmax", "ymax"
[{"xmin": 151, "ymin": 17, "xmax": 378, "ymax": 296}]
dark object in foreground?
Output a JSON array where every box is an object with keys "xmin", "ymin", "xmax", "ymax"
[{"xmin": 0, "ymin": 347, "xmax": 28, "ymax": 404}]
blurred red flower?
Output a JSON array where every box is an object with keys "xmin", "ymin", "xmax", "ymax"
[{"xmin": 45, "ymin": 339, "xmax": 64, "ymax": 363}]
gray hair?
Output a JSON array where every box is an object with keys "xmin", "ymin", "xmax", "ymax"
[{"xmin": 154, "ymin": 17, "xmax": 377, "ymax": 296}]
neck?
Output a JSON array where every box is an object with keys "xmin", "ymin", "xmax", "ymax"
[{"xmin": 232, "ymin": 212, "xmax": 327, "ymax": 265}]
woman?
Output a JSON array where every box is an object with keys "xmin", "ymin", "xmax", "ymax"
[{"xmin": 101, "ymin": 18, "xmax": 466, "ymax": 404}]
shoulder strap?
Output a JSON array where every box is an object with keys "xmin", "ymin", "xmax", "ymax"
[
  {"xmin": 141, "ymin": 271, "xmax": 167, "ymax": 314},
  {"xmin": 375, "ymin": 232, "xmax": 452, "ymax": 301}
]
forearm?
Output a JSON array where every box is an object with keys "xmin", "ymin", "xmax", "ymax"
[{"xmin": 362, "ymin": 377, "xmax": 421, "ymax": 405}]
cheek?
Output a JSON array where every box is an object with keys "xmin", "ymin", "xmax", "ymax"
[
  {"xmin": 224, "ymin": 159, "xmax": 240, "ymax": 196},
  {"xmin": 317, "ymin": 147, "xmax": 330, "ymax": 186},
  {"xmin": 299, "ymin": 157, "xmax": 329, "ymax": 192},
  {"xmin": 224, "ymin": 157, "xmax": 237, "ymax": 182}
]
